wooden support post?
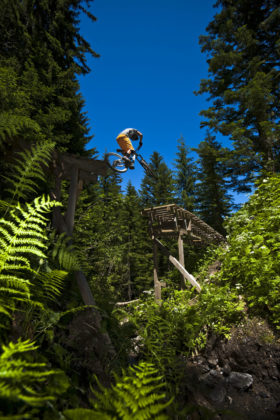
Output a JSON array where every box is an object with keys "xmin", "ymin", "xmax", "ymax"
[
  {"xmin": 153, "ymin": 239, "xmax": 162, "ymax": 302},
  {"xmin": 65, "ymin": 166, "xmax": 79, "ymax": 236},
  {"xmin": 75, "ymin": 271, "xmax": 97, "ymax": 308},
  {"xmin": 50, "ymin": 153, "xmax": 115, "ymax": 356},
  {"xmin": 178, "ymin": 232, "xmax": 187, "ymax": 290},
  {"xmin": 51, "ymin": 163, "xmax": 68, "ymax": 234},
  {"xmin": 54, "ymin": 166, "xmax": 101, "ymax": 311},
  {"xmin": 154, "ymin": 238, "xmax": 201, "ymax": 293}
]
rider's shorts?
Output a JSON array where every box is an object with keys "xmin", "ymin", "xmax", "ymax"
[{"xmin": 116, "ymin": 134, "xmax": 134, "ymax": 153}]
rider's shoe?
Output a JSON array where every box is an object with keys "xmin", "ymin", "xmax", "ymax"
[
  {"xmin": 129, "ymin": 163, "xmax": 135, "ymax": 169},
  {"xmin": 123, "ymin": 156, "xmax": 132, "ymax": 167}
]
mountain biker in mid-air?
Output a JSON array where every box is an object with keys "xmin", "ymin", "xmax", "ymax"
[{"xmin": 116, "ymin": 128, "xmax": 143, "ymax": 169}]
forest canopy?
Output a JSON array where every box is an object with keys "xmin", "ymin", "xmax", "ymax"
[{"xmin": 0, "ymin": 0, "xmax": 279, "ymax": 418}]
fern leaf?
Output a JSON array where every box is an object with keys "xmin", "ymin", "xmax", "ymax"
[
  {"xmin": 34, "ymin": 270, "xmax": 68, "ymax": 303},
  {"xmin": 0, "ymin": 196, "xmax": 60, "ymax": 316},
  {"xmin": 63, "ymin": 408, "xmax": 112, "ymax": 420},
  {"xmin": 0, "ymin": 339, "xmax": 69, "ymax": 407},
  {"xmin": 4, "ymin": 141, "xmax": 55, "ymax": 202},
  {"xmin": 51, "ymin": 233, "xmax": 81, "ymax": 271},
  {"xmin": 0, "ymin": 112, "xmax": 41, "ymax": 149},
  {"xmin": 84, "ymin": 362, "xmax": 172, "ymax": 419}
]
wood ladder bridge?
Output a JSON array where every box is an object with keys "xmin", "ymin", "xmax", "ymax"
[{"xmin": 142, "ymin": 204, "xmax": 225, "ymax": 300}]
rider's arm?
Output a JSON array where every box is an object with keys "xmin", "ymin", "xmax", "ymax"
[{"xmin": 137, "ymin": 131, "xmax": 143, "ymax": 147}]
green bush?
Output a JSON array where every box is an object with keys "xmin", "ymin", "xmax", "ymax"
[
  {"xmin": 218, "ymin": 175, "xmax": 280, "ymax": 327},
  {"xmin": 129, "ymin": 286, "xmax": 244, "ymax": 381}
]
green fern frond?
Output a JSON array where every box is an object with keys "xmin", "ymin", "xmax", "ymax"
[
  {"xmin": 0, "ymin": 112, "xmax": 41, "ymax": 147},
  {"xmin": 0, "ymin": 196, "xmax": 60, "ymax": 316},
  {"xmin": 64, "ymin": 362, "xmax": 173, "ymax": 420},
  {"xmin": 51, "ymin": 233, "xmax": 81, "ymax": 271},
  {"xmin": 35, "ymin": 305, "xmax": 95, "ymax": 338},
  {"xmin": 34, "ymin": 270, "xmax": 68, "ymax": 303},
  {"xmin": 63, "ymin": 408, "xmax": 111, "ymax": 420},
  {"xmin": 0, "ymin": 339, "xmax": 69, "ymax": 407},
  {"xmin": 4, "ymin": 141, "xmax": 55, "ymax": 201},
  {"xmin": 0, "ymin": 302, "xmax": 11, "ymax": 317},
  {"xmin": 0, "ymin": 200, "xmax": 15, "ymax": 213},
  {"xmin": 0, "ymin": 196, "xmax": 58, "ymax": 271}
]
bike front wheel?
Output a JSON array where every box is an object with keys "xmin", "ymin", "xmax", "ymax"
[{"xmin": 105, "ymin": 152, "xmax": 128, "ymax": 173}]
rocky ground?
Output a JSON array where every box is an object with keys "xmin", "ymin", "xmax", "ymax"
[
  {"xmin": 181, "ymin": 318, "xmax": 280, "ymax": 419},
  {"xmin": 55, "ymin": 309, "xmax": 280, "ymax": 419}
]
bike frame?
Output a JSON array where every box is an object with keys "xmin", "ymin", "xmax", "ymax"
[{"xmin": 105, "ymin": 143, "xmax": 156, "ymax": 178}]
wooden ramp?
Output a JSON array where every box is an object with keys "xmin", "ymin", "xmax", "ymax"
[{"xmin": 142, "ymin": 204, "xmax": 225, "ymax": 300}]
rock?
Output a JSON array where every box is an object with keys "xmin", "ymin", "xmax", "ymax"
[
  {"xmin": 207, "ymin": 356, "xmax": 219, "ymax": 368},
  {"xmin": 209, "ymin": 386, "xmax": 226, "ymax": 403},
  {"xmin": 258, "ymin": 391, "xmax": 270, "ymax": 398},
  {"xmin": 222, "ymin": 363, "xmax": 231, "ymax": 376},
  {"xmin": 227, "ymin": 371, "xmax": 253, "ymax": 390},
  {"xmin": 199, "ymin": 369, "xmax": 225, "ymax": 387}
]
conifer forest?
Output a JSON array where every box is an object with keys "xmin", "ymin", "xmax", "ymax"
[{"xmin": 0, "ymin": 1, "xmax": 280, "ymax": 419}]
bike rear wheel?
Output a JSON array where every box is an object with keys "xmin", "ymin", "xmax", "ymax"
[{"xmin": 105, "ymin": 152, "xmax": 128, "ymax": 173}]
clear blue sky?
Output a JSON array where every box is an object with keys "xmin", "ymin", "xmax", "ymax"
[{"xmin": 78, "ymin": 0, "xmax": 249, "ymax": 204}]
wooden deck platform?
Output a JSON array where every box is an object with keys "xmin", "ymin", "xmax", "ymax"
[{"xmin": 142, "ymin": 204, "xmax": 225, "ymax": 244}]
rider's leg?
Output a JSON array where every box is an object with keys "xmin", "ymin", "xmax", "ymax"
[
  {"xmin": 116, "ymin": 135, "xmax": 133, "ymax": 154},
  {"xmin": 129, "ymin": 149, "xmax": 136, "ymax": 162},
  {"xmin": 116, "ymin": 135, "xmax": 136, "ymax": 168}
]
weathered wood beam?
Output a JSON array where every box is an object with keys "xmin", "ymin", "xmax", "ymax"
[
  {"xmin": 115, "ymin": 299, "xmax": 140, "ymax": 306},
  {"xmin": 60, "ymin": 154, "xmax": 108, "ymax": 176},
  {"xmin": 153, "ymin": 239, "xmax": 162, "ymax": 301},
  {"xmin": 178, "ymin": 233, "xmax": 187, "ymax": 290},
  {"xmin": 154, "ymin": 238, "xmax": 201, "ymax": 293},
  {"xmin": 65, "ymin": 166, "xmax": 79, "ymax": 236},
  {"xmin": 143, "ymin": 204, "xmax": 225, "ymax": 244}
]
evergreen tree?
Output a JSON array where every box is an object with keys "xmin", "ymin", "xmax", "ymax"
[
  {"xmin": 73, "ymin": 175, "xmax": 125, "ymax": 303},
  {"xmin": 194, "ymin": 132, "xmax": 233, "ymax": 234},
  {"xmin": 0, "ymin": 0, "xmax": 98, "ymax": 154},
  {"xmin": 74, "ymin": 176, "xmax": 154, "ymax": 303},
  {"xmin": 173, "ymin": 137, "xmax": 197, "ymax": 211},
  {"xmin": 196, "ymin": 0, "xmax": 280, "ymax": 192},
  {"xmin": 121, "ymin": 182, "xmax": 153, "ymax": 299},
  {"xmin": 140, "ymin": 151, "xmax": 175, "ymax": 207}
]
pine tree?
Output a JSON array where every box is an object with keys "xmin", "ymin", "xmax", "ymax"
[
  {"xmin": 173, "ymin": 137, "xmax": 197, "ymax": 211},
  {"xmin": 0, "ymin": 0, "xmax": 98, "ymax": 154},
  {"xmin": 196, "ymin": 0, "xmax": 280, "ymax": 192},
  {"xmin": 121, "ymin": 182, "xmax": 153, "ymax": 299},
  {"xmin": 73, "ymin": 171, "xmax": 126, "ymax": 303},
  {"xmin": 140, "ymin": 151, "xmax": 175, "ymax": 207},
  {"xmin": 194, "ymin": 132, "xmax": 233, "ymax": 235}
]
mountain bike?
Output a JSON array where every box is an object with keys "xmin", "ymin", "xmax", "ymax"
[{"xmin": 105, "ymin": 147, "xmax": 157, "ymax": 179}]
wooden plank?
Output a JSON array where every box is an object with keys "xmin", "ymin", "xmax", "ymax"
[
  {"xmin": 115, "ymin": 299, "xmax": 140, "ymax": 306},
  {"xmin": 60, "ymin": 154, "xmax": 108, "ymax": 176},
  {"xmin": 65, "ymin": 166, "xmax": 79, "ymax": 236},
  {"xmin": 153, "ymin": 240, "xmax": 161, "ymax": 301},
  {"xmin": 154, "ymin": 238, "xmax": 201, "ymax": 293},
  {"xmin": 143, "ymin": 204, "xmax": 225, "ymax": 244},
  {"xmin": 178, "ymin": 233, "xmax": 187, "ymax": 290},
  {"xmin": 169, "ymin": 255, "xmax": 201, "ymax": 292}
]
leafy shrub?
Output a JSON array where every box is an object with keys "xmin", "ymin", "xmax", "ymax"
[
  {"xmin": 128, "ymin": 286, "xmax": 244, "ymax": 387},
  {"xmin": 218, "ymin": 175, "xmax": 280, "ymax": 327}
]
